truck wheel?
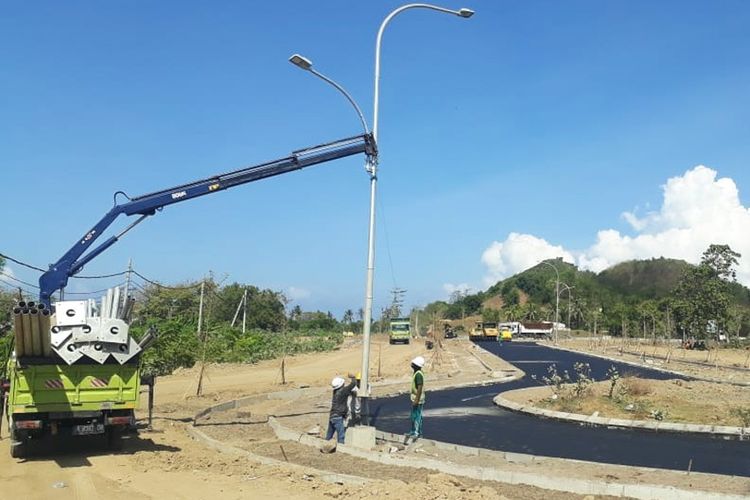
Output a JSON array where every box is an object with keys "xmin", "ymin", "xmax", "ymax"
[
  {"xmin": 106, "ymin": 427, "xmax": 124, "ymax": 451},
  {"xmin": 9, "ymin": 427, "xmax": 26, "ymax": 459},
  {"xmin": 389, "ymin": 339, "xmax": 394, "ymax": 345}
]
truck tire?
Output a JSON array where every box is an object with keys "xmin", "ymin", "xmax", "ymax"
[
  {"xmin": 106, "ymin": 427, "xmax": 124, "ymax": 451},
  {"xmin": 9, "ymin": 426, "xmax": 26, "ymax": 459}
]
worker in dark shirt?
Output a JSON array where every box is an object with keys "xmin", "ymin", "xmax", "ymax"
[{"xmin": 326, "ymin": 374, "xmax": 357, "ymax": 443}]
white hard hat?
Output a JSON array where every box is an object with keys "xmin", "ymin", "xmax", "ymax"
[
  {"xmin": 331, "ymin": 377, "xmax": 345, "ymax": 389},
  {"xmin": 411, "ymin": 356, "xmax": 425, "ymax": 368}
]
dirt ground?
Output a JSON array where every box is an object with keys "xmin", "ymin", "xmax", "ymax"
[
  {"xmin": 504, "ymin": 376, "xmax": 750, "ymax": 426},
  {"xmin": 558, "ymin": 337, "xmax": 750, "ymax": 384},
  {"xmin": 1, "ymin": 334, "xmax": 747, "ymax": 499}
]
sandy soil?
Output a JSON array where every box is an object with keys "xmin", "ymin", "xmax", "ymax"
[
  {"xmin": 504, "ymin": 377, "xmax": 750, "ymax": 426},
  {"xmin": 1, "ymin": 334, "xmax": 746, "ymax": 499},
  {"xmin": 558, "ymin": 337, "xmax": 750, "ymax": 384},
  {"xmin": 0, "ymin": 335, "xmax": 558, "ymax": 500}
]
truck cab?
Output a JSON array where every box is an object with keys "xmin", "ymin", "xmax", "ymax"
[{"xmin": 389, "ymin": 318, "xmax": 411, "ymax": 345}]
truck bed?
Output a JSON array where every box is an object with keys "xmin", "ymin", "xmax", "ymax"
[{"xmin": 8, "ymin": 362, "xmax": 140, "ymax": 415}]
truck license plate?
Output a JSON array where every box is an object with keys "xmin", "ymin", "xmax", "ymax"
[{"xmin": 72, "ymin": 423, "xmax": 105, "ymax": 436}]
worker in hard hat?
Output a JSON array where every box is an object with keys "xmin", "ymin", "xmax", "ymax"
[
  {"xmin": 407, "ymin": 356, "xmax": 426, "ymax": 438},
  {"xmin": 326, "ymin": 373, "xmax": 358, "ymax": 443},
  {"xmin": 346, "ymin": 372, "xmax": 362, "ymax": 428}
]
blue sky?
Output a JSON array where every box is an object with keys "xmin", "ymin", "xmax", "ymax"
[{"xmin": 2, "ymin": 1, "xmax": 749, "ymax": 315}]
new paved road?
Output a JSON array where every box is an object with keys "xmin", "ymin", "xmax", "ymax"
[{"xmin": 370, "ymin": 341, "xmax": 750, "ymax": 477}]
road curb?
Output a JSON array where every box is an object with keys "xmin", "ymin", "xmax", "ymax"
[
  {"xmin": 546, "ymin": 343, "xmax": 750, "ymax": 387},
  {"xmin": 493, "ymin": 389, "xmax": 750, "ymax": 439},
  {"xmin": 191, "ymin": 389, "xmax": 748, "ymax": 500},
  {"xmin": 266, "ymin": 416, "xmax": 746, "ymax": 500}
]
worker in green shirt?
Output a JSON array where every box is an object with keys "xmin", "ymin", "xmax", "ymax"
[{"xmin": 408, "ymin": 356, "xmax": 425, "ymax": 438}]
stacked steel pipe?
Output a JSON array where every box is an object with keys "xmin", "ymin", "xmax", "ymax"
[
  {"xmin": 12, "ymin": 301, "xmax": 53, "ymax": 357},
  {"xmin": 11, "ymin": 286, "xmax": 144, "ymax": 365}
]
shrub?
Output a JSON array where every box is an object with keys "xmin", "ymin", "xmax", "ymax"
[
  {"xmin": 622, "ymin": 376, "xmax": 652, "ymax": 397},
  {"xmin": 606, "ymin": 366, "xmax": 620, "ymax": 398},
  {"xmin": 731, "ymin": 408, "xmax": 750, "ymax": 427}
]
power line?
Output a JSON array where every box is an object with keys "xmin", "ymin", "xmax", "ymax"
[
  {"xmin": 376, "ymin": 194, "xmax": 399, "ymax": 290},
  {"xmin": 132, "ymin": 271, "xmax": 203, "ymax": 290},
  {"xmin": 2, "ymin": 250, "xmax": 210, "ymax": 292},
  {"xmin": 73, "ymin": 270, "xmax": 129, "ymax": 279},
  {"xmin": 64, "ymin": 282, "xmax": 128, "ymax": 296},
  {"xmin": 0, "ymin": 277, "xmax": 35, "ymax": 296},
  {"xmin": 0, "ymin": 271, "xmax": 39, "ymax": 289},
  {"xmin": 0, "ymin": 252, "xmax": 46, "ymax": 272}
]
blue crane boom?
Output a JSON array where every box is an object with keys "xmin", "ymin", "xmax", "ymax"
[{"xmin": 38, "ymin": 133, "xmax": 376, "ymax": 306}]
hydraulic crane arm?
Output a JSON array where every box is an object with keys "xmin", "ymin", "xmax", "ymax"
[{"xmin": 38, "ymin": 133, "xmax": 376, "ymax": 306}]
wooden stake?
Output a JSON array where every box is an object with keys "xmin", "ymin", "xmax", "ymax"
[{"xmin": 377, "ymin": 343, "xmax": 382, "ymax": 378}]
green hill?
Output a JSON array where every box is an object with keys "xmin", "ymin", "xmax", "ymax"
[
  {"xmin": 424, "ymin": 255, "xmax": 750, "ymax": 337},
  {"xmin": 597, "ymin": 258, "xmax": 688, "ymax": 299}
]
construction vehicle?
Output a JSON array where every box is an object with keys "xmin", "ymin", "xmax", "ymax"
[
  {"xmin": 389, "ymin": 318, "xmax": 411, "ymax": 344},
  {"xmin": 469, "ymin": 321, "xmax": 485, "ymax": 341},
  {"xmin": 443, "ymin": 321, "xmax": 457, "ymax": 339},
  {"xmin": 500, "ymin": 327, "xmax": 513, "ymax": 342},
  {"xmin": 0, "ymin": 133, "xmax": 376, "ymax": 457},
  {"xmin": 469, "ymin": 321, "xmax": 500, "ymax": 341}
]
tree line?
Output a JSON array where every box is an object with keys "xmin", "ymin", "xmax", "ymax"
[{"xmin": 422, "ymin": 245, "xmax": 750, "ymax": 340}]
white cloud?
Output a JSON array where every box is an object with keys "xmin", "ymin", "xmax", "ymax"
[
  {"xmin": 481, "ymin": 166, "xmax": 750, "ymax": 286},
  {"xmin": 286, "ymin": 286, "xmax": 311, "ymax": 301},
  {"xmin": 480, "ymin": 233, "xmax": 575, "ymax": 286}
]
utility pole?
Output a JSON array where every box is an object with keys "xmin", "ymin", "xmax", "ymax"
[
  {"xmin": 123, "ymin": 258, "xmax": 133, "ymax": 300},
  {"xmin": 390, "ymin": 287, "xmax": 406, "ymax": 318},
  {"xmin": 414, "ymin": 308, "xmax": 420, "ymax": 338},
  {"xmin": 197, "ymin": 281, "xmax": 205, "ymax": 339},
  {"xmin": 195, "ymin": 279, "xmax": 207, "ymax": 397},
  {"xmin": 568, "ymin": 293, "xmax": 572, "ymax": 332},
  {"xmin": 242, "ymin": 288, "xmax": 248, "ymax": 334}
]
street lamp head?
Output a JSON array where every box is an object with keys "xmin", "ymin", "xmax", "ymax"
[
  {"xmin": 457, "ymin": 8, "xmax": 475, "ymax": 18},
  {"xmin": 289, "ymin": 53, "xmax": 313, "ymax": 71}
]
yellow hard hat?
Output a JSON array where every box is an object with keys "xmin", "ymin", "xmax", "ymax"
[{"xmin": 356, "ymin": 372, "xmax": 362, "ymax": 380}]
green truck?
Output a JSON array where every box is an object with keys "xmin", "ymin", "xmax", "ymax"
[
  {"xmin": 389, "ymin": 318, "xmax": 411, "ymax": 345},
  {"xmin": 2, "ymin": 361, "xmax": 142, "ymax": 457},
  {"xmin": 1, "ymin": 300, "xmax": 156, "ymax": 458}
]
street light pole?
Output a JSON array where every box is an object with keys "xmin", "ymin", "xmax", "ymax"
[
  {"xmin": 540, "ymin": 260, "xmax": 560, "ymax": 343},
  {"xmin": 558, "ymin": 283, "xmax": 574, "ymax": 335},
  {"xmin": 359, "ymin": 4, "xmax": 474, "ymax": 412}
]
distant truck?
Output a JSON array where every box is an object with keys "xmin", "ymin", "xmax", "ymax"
[
  {"xmin": 499, "ymin": 321, "xmax": 554, "ymax": 339},
  {"xmin": 389, "ymin": 318, "xmax": 411, "ymax": 345},
  {"xmin": 469, "ymin": 321, "xmax": 499, "ymax": 341}
]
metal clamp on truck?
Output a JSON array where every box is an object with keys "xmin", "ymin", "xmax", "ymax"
[{"xmin": 0, "ymin": 133, "xmax": 376, "ymax": 457}]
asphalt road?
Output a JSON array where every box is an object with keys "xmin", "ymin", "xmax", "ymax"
[{"xmin": 370, "ymin": 341, "xmax": 750, "ymax": 477}]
